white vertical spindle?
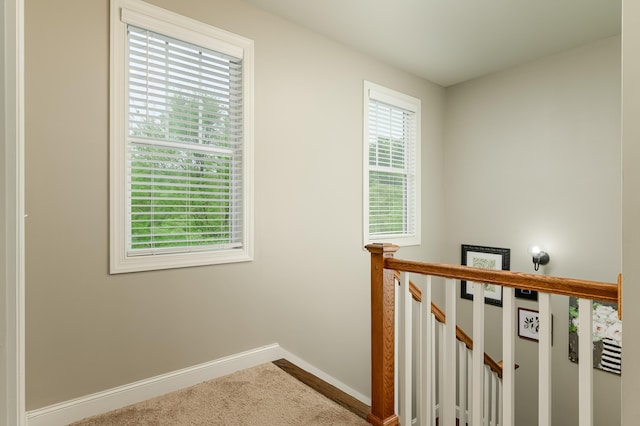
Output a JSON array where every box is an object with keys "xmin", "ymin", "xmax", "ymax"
[
  {"xmin": 498, "ymin": 379, "xmax": 503, "ymax": 426},
  {"xmin": 432, "ymin": 315, "xmax": 438, "ymax": 425},
  {"xmin": 416, "ymin": 289, "xmax": 423, "ymax": 426},
  {"xmin": 398, "ymin": 273, "xmax": 412, "ymax": 426},
  {"xmin": 491, "ymin": 370, "xmax": 498, "ymax": 426},
  {"xmin": 578, "ymin": 298, "xmax": 593, "ymax": 426},
  {"xmin": 421, "ymin": 276, "xmax": 434, "ymax": 426},
  {"xmin": 538, "ymin": 292, "xmax": 552, "ymax": 426},
  {"xmin": 467, "ymin": 350, "xmax": 473, "ymax": 421},
  {"xmin": 443, "ymin": 278, "xmax": 457, "ymax": 425},
  {"xmin": 472, "ymin": 283, "xmax": 485, "ymax": 426},
  {"xmin": 502, "ymin": 287, "xmax": 515, "ymax": 426},
  {"xmin": 459, "ymin": 341, "xmax": 468, "ymax": 426},
  {"xmin": 484, "ymin": 366, "xmax": 490, "ymax": 426},
  {"xmin": 438, "ymin": 322, "xmax": 445, "ymax": 421}
]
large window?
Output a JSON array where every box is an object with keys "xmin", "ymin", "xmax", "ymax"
[
  {"xmin": 364, "ymin": 81, "xmax": 420, "ymax": 246},
  {"xmin": 110, "ymin": 0, "xmax": 254, "ymax": 273}
]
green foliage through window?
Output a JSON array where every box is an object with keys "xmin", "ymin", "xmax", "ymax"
[
  {"xmin": 129, "ymin": 144, "xmax": 235, "ymax": 249},
  {"xmin": 369, "ymin": 170, "xmax": 406, "ymax": 235}
]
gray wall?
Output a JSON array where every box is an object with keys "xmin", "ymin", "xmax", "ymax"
[
  {"xmin": 621, "ymin": 0, "xmax": 640, "ymax": 423},
  {"xmin": 24, "ymin": 0, "xmax": 445, "ymax": 410},
  {"xmin": 444, "ymin": 37, "xmax": 621, "ymax": 426}
]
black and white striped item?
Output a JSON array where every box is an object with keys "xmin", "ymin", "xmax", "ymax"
[{"xmin": 600, "ymin": 338, "xmax": 622, "ymax": 374}]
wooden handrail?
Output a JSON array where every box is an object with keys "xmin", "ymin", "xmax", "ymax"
[
  {"xmin": 386, "ymin": 257, "xmax": 621, "ymax": 306},
  {"xmin": 407, "ymin": 277, "xmax": 508, "ymax": 378}
]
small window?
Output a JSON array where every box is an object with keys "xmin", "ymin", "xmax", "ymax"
[
  {"xmin": 110, "ymin": 0, "xmax": 254, "ymax": 273},
  {"xmin": 363, "ymin": 81, "xmax": 420, "ymax": 246}
]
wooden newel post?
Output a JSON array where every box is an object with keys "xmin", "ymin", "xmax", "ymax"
[{"xmin": 366, "ymin": 243, "xmax": 400, "ymax": 426}]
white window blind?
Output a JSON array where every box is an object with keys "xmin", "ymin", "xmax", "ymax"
[
  {"xmin": 126, "ymin": 25, "xmax": 244, "ymax": 256},
  {"xmin": 364, "ymin": 82, "xmax": 420, "ymax": 246}
]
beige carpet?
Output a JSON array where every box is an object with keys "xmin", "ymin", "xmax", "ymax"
[{"xmin": 70, "ymin": 362, "xmax": 369, "ymax": 425}]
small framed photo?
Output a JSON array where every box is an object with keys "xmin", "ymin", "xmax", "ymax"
[
  {"xmin": 515, "ymin": 288, "xmax": 538, "ymax": 301},
  {"xmin": 460, "ymin": 244, "xmax": 510, "ymax": 307},
  {"xmin": 518, "ymin": 308, "xmax": 540, "ymax": 341}
]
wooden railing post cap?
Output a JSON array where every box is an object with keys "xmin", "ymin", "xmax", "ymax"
[{"xmin": 365, "ymin": 243, "xmax": 400, "ymax": 255}]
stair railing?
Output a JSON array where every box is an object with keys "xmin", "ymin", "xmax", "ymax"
[
  {"xmin": 366, "ymin": 243, "xmax": 622, "ymax": 426},
  {"xmin": 405, "ymin": 276, "xmax": 509, "ymax": 425}
]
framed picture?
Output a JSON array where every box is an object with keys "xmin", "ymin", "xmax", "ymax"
[
  {"xmin": 515, "ymin": 288, "xmax": 538, "ymax": 301},
  {"xmin": 460, "ymin": 244, "xmax": 510, "ymax": 307},
  {"xmin": 518, "ymin": 308, "xmax": 554, "ymax": 344},
  {"xmin": 568, "ymin": 297, "xmax": 622, "ymax": 374},
  {"xmin": 518, "ymin": 308, "xmax": 540, "ymax": 341}
]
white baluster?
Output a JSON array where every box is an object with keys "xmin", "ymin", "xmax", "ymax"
[
  {"xmin": 502, "ymin": 287, "xmax": 515, "ymax": 426},
  {"xmin": 438, "ymin": 322, "xmax": 445, "ymax": 422},
  {"xmin": 578, "ymin": 298, "xmax": 593, "ymax": 426},
  {"xmin": 538, "ymin": 292, "xmax": 552, "ymax": 426},
  {"xmin": 433, "ymin": 315, "xmax": 438, "ymax": 425},
  {"xmin": 444, "ymin": 278, "xmax": 457, "ymax": 425},
  {"xmin": 459, "ymin": 341, "xmax": 468, "ymax": 426},
  {"xmin": 398, "ymin": 273, "xmax": 412, "ymax": 426},
  {"xmin": 491, "ymin": 370, "xmax": 497, "ymax": 426},
  {"xmin": 467, "ymin": 349, "xmax": 473, "ymax": 422},
  {"xmin": 498, "ymin": 378, "xmax": 503, "ymax": 426},
  {"xmin": 484, "ymin": 366, "xmax": 490, "ymax": 426},
  {"xmin": 421, "ymin": 277, "xmax": 433, "ymax": 426},
  {"xmin": 416, "ymin": 288, "xmax": 423, "ymax": 426},
  {"xmin": 473, "ymin": 283, "xmax": 485, "ymax": 426}
]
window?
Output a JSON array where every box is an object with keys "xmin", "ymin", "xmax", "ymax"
[
  {"xmin": 363, "ymin": 81, "xmax": 420, "ymax": 246},
  {"xmin": 110, "ymin": 0, "xmax": 254, "ymax": 273}
]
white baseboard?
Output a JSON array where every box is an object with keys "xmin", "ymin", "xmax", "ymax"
[
  {"xmin": 26, "ymin": 344, "xmax": 281, "ymax": 426},
  {"xmin": 26, "ymin": 343, "xmax": 370, "ymax": 426}
]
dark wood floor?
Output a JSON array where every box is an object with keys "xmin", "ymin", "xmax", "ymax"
[
  {"xmin": 272, "ymin": 359, "xmax": 371, "ymax": 420},
  {"xmin": 273, "ymin": 361, "xmax": 460, "ymax": 425}
]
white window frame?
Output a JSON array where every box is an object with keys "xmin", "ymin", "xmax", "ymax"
[
  {"xmin": 110, "ymin": 0, "xmax": 254, "ymax": 273},
  {"xmin": 363, "ymin": 81, "xmax": 421, "ymax": 247}
]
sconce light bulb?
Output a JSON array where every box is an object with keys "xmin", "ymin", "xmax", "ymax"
[{"xmin": 528, "ymin": 244, "xmax": 550, "ymax": 271}]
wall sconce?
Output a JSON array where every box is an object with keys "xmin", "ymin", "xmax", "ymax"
[{"xmin": 528, "ymin": 245, "xmax": 550, "ymax": 271}]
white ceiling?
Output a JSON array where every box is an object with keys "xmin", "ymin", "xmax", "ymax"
[{"xmin": 243, "ymin": 0, "xmax": 621, "ymax": 87}]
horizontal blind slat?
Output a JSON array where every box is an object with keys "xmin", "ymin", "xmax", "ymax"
[{"xmin": 126, "ymin": 24, "xmax": 244, "ymax": 255}]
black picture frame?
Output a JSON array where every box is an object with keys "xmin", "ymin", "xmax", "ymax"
[
  {"xmin": 460, "ymin": 244, "xmax": 510, "ymax": 307},
  {"xmin": 518, "ymin": 308, "xmax": 554, "ymax": 345},
  {"xmin": 518, "ymin": 307, "xmax": 540, "ymax": 341},
  {"xmin": 515, "ymin": 288, "xmax": 538, "ymax": 301}
]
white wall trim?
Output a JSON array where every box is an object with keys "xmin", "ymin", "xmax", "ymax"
[
  {"xmin": 25, "ymin": 344, "xmax": 370, "ymax": 426},
  {"xmin": 3, "ymin": 0, "xmax": 26, "ymax": 425}
]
